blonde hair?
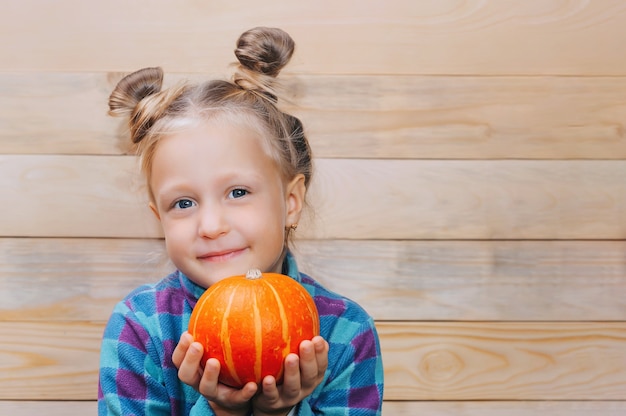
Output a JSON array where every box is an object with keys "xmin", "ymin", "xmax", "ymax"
[{"xmin": 108, "ymin": 27, "xmax": 313, "ymax": 204}]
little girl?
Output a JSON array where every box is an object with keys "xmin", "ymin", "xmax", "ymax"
[{"xmin": 98, "ymin": 27, "xmax": 384, "ymax": 416}]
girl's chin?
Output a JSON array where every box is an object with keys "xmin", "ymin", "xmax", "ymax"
[
  {"xmin": 188, "ymin": 266, "xmax": 250, "ymax": 287},
  {"xmin": 184, "ymin": 256, "xmax": 284, "ymax": 287}
]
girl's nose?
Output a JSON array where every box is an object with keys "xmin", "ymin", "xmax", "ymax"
[{"xmin": 198, "ymin": 205, "xmax": 229, "ymax": 239}]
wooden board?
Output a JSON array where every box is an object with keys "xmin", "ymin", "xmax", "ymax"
[
  {"xmin": 2, "ymin": 401, "xmax": 626, "ymax": 416},
  {"xmin": 380, "ymin": 322, "xmax": 626, "ymax": 400},
  {"xmin": 1, "ymin": 321, "xmax": 625, "ymax": 400},
  {"xmin": 2, "ymin": 1, "xmax": 626, "ymax": 75},
  {"xmin": 295, "ymin": 239, "xmax": 626, "ymax": 321},
  {"xmin": 2, "ymin": 156, "xmax": 626, "ymax": 239},
  {"xmin": 0, "ymin": 322, "xmax": 102, "ymax": 400},
  {"xmin": 3, "ymin": 73, "xmax": 626, "ymax": 159},
  {"xmin": 382, "ymin": 401, "xmax": 626, "ymax": 416},
  {"xmin": 0, "ymin": 402, "xmax": 98, "ymax": 416},
  {"xmin": 2, "ymin": 238, "xmax": 626, "ymax": 322}
]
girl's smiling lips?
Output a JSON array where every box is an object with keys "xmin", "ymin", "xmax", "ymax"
[{"xmin": 197, "ymin": 248, "xmax": 246, "ymax": 262}]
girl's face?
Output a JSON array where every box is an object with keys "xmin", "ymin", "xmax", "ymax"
[{"xmin": 148, "ymin": 119, "xmax": 305, "ymax": 288}]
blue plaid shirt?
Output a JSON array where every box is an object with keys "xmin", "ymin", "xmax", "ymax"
[{"xmin": 98, "ymin": 253, "xmax": 384, "ymax": 415}]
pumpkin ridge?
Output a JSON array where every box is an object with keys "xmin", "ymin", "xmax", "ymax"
[
  {"xmin": 221, "ymin": 287, "xmax": 241, "ymax": 387},
  {"xmin": 304, "ymin": 290, "xmax": 320, "ymax": 335},
  {"xmin": 190, "ymin": 288, "xmax": 215, "ymax": 346},
  {"xmin": 252, "ymin": 287, "xmax": 263, "ymax": 383},
  {"xmin": 265, "ymin": 277, "xmax": 290, "ymax": 380}
]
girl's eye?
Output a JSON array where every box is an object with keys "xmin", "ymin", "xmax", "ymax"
[
  {"xmin": 174, "ymin": 199, "xmax": 195, "ymax": 209},
  {"xmin": 229, "ymin": 189, "xmax": 248, "ymax": 199}
]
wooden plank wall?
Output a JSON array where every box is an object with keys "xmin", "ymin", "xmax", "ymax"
[{"xmin": 1, "ymin": 1, "xmax": 626, "ymax": 414}]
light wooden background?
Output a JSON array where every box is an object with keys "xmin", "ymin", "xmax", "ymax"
[{"xmin": 1, "ymin": 1, "xmax": 626, "ymax": 414}]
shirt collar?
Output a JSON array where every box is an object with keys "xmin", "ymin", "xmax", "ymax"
[{"xmin": 283, "ymin": 250, "xmax": 302, "ymax": 283}]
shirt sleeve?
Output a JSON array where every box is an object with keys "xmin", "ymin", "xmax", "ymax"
[
  {"xmin": 98, "ymin": 301, "xmax": 217, "ymax": 415},
  {"xmin": 298, "ymin": 316, "xmax": 384, "ymax": 415},
  {"xmin": 98, "ymin": 301, "xmax": 171, "ymax": 415}
]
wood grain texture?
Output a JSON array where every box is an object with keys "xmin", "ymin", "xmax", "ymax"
[
  {"xmin": 3, "ymin": 72, "xmax": 626, "ymax": 159},
  {"xmin": 381, "ymin": 322, "xmax": 626, "ymax": 400},
  {"xmin": 0, "ymin": 73, "xmax": 120, "ymax": 155},
  {"xmin": 2, "ymin": 401, "xmax": 626, "ymax": 416},
  {"xmin": 292, "ymin": 75, "xmax": 626, "ymax": 159},
  {"xmin": 295, "ymin": 239, "xmax": 626, "ymax": 321},
  {"xmin": 0, "ymin": 238, "xmax": 170, "ymax": 323},
  {"xmin": 2, "ymin": 155, "xmax": 626, "ymax": 239},
  {"xmin": 0, "ymin": 155, "xmax": 160, "ymax": 238},
  {"xmin": 2, "ymin": 238, "xmax": 625, "ymax": 322},
  {"xmin": 2, "ymin": 0, "xmax": 626, "ymax": 75},
  {"xmin": 382, "ymin": 401, "xmax": 626, "ymax": 416},
  {"xmin": 0, "ymin": 322, "xmax": 102, "ymax": 400},
  {"xmin": 0, "ymin": 402, "xmax": 98, "ymax": 415},
  {"xmin": 1, "ymin": 321, "xmax": 625, "ymax": 400}
]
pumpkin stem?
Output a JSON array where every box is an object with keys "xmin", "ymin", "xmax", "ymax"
[{"xmin": 246, "ymin": 269, "xmax": 263, "ymax": 280}]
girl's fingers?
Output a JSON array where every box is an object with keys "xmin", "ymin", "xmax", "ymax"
[
  {"xmin": 260, "ymin": 375, "xmax": 281, "ymax": 402},
  {"xmin": 209, "ymin": 379, "xmax": 258, "ymax": 411},
  {"xmin": 239, "ymin": 381, "xmax": 259, "ymax": 402},
  {"xmin": 297, "ymin": 341, "xmax": 317, "ymax": 385},
  {"xmin": 198, "ymin": 358, "xmax": 221, "ymax": 398},
  {"xmin": 177, "ymin": 341, "xmax": 204, "ymax": 387},
  {"xmin": 298, "ymin": 337, "xmax": 328, "ymax": 388},
  {"xmin": 280, "ymin": 354, "xmax": 301, "ymax": 399},
  {"xmin": 200, "ymin": 360, "xmax": 259, "ymax": 406},
  {"xmin": 172, "ymin": 332, "xmax": 194, "ymax": 368},
  {"xmin": 313, "ymin": 336, "xmax": 329, "ymax": 376}
]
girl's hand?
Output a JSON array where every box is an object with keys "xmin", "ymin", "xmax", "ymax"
[
  {"xmin": 173, "ymin": 332, "xmax": 258, "ymax": 416},
  {"xmin": 252, "ymin": 336, "xmax": 329, "ymax": 416}
]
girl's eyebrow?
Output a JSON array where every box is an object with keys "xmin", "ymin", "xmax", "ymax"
[
  {"xmin": 153, "ymin": 181, "xmax": 190, "ymax": 197},
  {"xmin": 215, "ymin": 170, "xmax": 266, "ymax": 184}
]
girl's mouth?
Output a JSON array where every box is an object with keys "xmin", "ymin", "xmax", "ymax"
[{"xmin": 197, "ymin": 248, "xmax": 245, "ymax": 262}]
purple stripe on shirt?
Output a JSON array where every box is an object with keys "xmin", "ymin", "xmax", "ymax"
[
  {"xmin": 119, "ymin": 318, "xmax": 151, "ymax": 353},
  {"xmin": 315, "ymin": 295, "xmax": 347, "ymax": 316},
  {"xmin": 351, "ymin": 329, "xmax": 377, "ymax": 363},
  {"xmin": 116, "ymin": 368, "xmax": 148, "ymax": 400},
  {"xmin": 156, "ymin": 287, "xmax": 185, "ymax": 315},
  {"xmin": 349, "ymin": 384, "xmax": 381, "ymax": 410}
]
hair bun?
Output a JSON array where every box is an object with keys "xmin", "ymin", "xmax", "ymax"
[
  {"xmin": 108, "ymin": 67, "xmax": 164, "ymax": 117},
  {"xmin": 109, "ymin": 67, "xmax": 183, "ymax": 144},
  {"xmin": 235, "ymin": 27, "xmax": 295, "ymax": 77}
]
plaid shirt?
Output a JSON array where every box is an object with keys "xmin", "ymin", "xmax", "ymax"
[{"xmin": 98, "ymin": 253, "xmax": 384, "ymax": 415}]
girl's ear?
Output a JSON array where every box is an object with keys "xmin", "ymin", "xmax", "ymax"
[
  {"xmin": 149, "ymin": 202, "xmax": 161, "ymax": 221},
  {"xmin": 285, "ymin": 174, "xmax": 306, "ymax": 227}
]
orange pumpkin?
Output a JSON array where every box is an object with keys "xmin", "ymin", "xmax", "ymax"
[{"xmin": 188, "ymin": 269, "xmax": 320, "ymax": 387}]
